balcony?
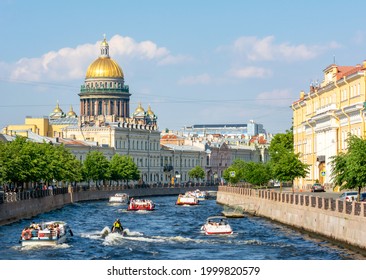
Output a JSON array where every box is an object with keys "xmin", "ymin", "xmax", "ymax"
[
  {"xmin": 315, "ymin": 104, "xmax": 336, "ymax": 115},
  {"xmin": 79, "ymin": 85, "xmax": 129, "ymax": 94},
  {"xmin": 163, "ymin": 165, "xmax": 174, "ymax": 172}
]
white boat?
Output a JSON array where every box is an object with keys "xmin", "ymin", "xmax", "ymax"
[
  {"xmin": 191, "ymin": 189, "xmax": 208, "ymax": 200},
  {"xmin": 201, "ymin": 216, "xmax": 233, "ymax": 235},
  {"xmin": 176, "ymin": 194, "xmax": 199, "ymax": 205},
  {"xmin": 206, "ymin": 191, "xmax": 217, "ymax": 199},
  {"xmin": 109, "ymin": 193, "xmax": 129, "ymax": 203},
  {"xmin": 20, "ymin": 221, "xmax": 73, "ymax": 246}
]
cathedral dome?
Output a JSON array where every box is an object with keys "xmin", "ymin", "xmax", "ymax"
[
  {"xmin": 85, "ymin": 36, "xmax": 124, "ymax": 79},
  {"xmin": 146, "ymin": 105, "xmax": 155, "ymax": 117},
  {"xmin": 133, "ymin": 102, "xmax": 145, "ymax": 118},
  {"xmin": 66, "ymin": 105, "xmax": 77, "ymax": 118},
  {"xmin": 53, "ymin": 102, "xmax": 63, "ymax": 113},
  {"xmin": 86, "ymin": 57, "xmax": 124, "ymax": 79}
]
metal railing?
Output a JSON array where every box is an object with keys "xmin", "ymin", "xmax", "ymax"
[
  {"xmin": 0, "ymin": 182, "xmax": 219, "ymax": 204},
  {"xmin": 219, "ymin": 186, "xmax": 366, "ymax": 218}
]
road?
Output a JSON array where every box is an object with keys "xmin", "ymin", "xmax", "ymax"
[{"xmin": 278, "ymin": 187, "xmax": 341, "ymax": 200}]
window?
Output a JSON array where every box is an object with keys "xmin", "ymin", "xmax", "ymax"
[{"xmin": 98, "ymin": 101, "xmax": 103, "ymax": 115}]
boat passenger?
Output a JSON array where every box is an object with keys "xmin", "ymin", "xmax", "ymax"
[
  {"xmin": 111, "ymin": 219, "xmax": 123, "ymax": 233},
  {"xmin": 30, "ymin": 221, "xmax": 36, "ymax": 229}
]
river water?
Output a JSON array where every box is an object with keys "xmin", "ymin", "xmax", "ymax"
[{"xmin": 0, "ymin": 195, "xmax": 363, "ymax": 260}]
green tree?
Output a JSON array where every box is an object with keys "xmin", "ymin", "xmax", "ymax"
[
  {"xmin": 0, "ymin": 136, "xmax": 36, "ymax": 188},
  {"xmin": 188, "ymin": 166, "xmax": 205, "ymax": 182},
  {"xmin": 223, "ymin": 166, "xmax": 241, "ymax": 184},
  {"xmin": 268, "ymin": 130, "xmax": 309, "ymax": 191},
  {"xmin": 83, "ymin": 151, "xmax": 110, "ymax": 186},
  {"xmin": 109, "ymin": 154, "xmax": 140, "ymax": 183},
  {"xmin": 331, "ymin": 135, "xmax": 366, "ymax": 199},
  {"xmin": 54, "ymin": 144, "xmax": 83, "ymax": 183},
  {"xmin": 243, "ymin": 162, "xmax": 272, "ymax": 186}
]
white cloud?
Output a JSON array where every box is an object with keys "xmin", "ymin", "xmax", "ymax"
[
  {"xmin": 8, "ymin": 34, "xmax": 185, "ymax": 82},
  {"xmin": 228, "ymin": 67, "xmax": 272, "ymax": 79},
  {"xmin": 226, "ymin": 36, "xmax": 340, "ymax": 62},
  {"xmin": 256, "ymin": 89, "xmax": 293, "ymax": 106},
  {"xmin": 178, "ymin": 73, "xmax": 212, "ymax": 85},
  {"xmin": 157, "ymin": 54, "xmax": 193, "ymax": 66},
  {"xmin": 109, "ymin": 36, "xmax": 169, "ymax": 59}
]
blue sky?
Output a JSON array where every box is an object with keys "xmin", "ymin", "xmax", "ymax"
[{"xmin": 1, "ymin": 0, "xmax": 366, "ymax": 134}]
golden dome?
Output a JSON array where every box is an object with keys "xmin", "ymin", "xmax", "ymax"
[
  {"xmin": 133, "ymin": 102, "xmax": 146, "ymax": 118},
  {"xmin": 85, "ymin": 36, "xmax": 124, "ymax": 79},
  {"xmin": 67, "ymin": 105, "xmax": 77, "ymax": 118},
  {"xmin": 53, "ymin": 102, "xmax": 63, "ymax": 113},
  {"xmin": 86, "ymin": 57, "xmax": 124, "ymax": 79},
  {"xmin": 134, "ymin": 102, "xmax": 145, "ymax": 113},
  {"xmin": 147, "ymin": 105, "xmax": 154, "ymax": 116}
]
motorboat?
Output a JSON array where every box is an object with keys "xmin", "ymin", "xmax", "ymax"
[
  {"xmin": 191, "ymin": 189, "xmax": 208, "ymax": 200},
  {"xmin": 20, "ymin": 221, "xmax": 73, "ymax": 246},
  {"xmin": 176, "ymin": 193, "xmax": 199, "ymax": 206},
  {"xmin": 109, "ymin": 193, "xmax": 129, "ymax": 203},
  {"xmin": 127, "ymin": 198, "xmax": 155, "ymax": 211},
  {"xmin": 206, "ymin": 191, "xmax": 217, "ymax": 199},
  {"xmin": 201, "ymin": 216, "xmax": 233, "ymax": 235}
]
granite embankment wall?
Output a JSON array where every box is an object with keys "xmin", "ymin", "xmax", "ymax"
[
  {"xmin": 217, "ymin": 186, "xmax": 366, "ymax": 251},
  {"xmin": 0, "ymin": 185, "xmax": 217, "ymax": 226}
]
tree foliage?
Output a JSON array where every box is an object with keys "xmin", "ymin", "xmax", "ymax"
[
  {"xmin": 223, "ymin": 159, "xmax": 245, "ymax": 184},
  {"xmin": 223, "ymin": 159, "xmax": 272, "ymax": 186},
  {"xmin": 0, "ymin": 137, "xmax": 145, "ymax": 188},
  {"xmin": 188, "ymin": 166, "xmax": 205, "ymax": 181},
  {"xmin": 242, "ymin": 162, "xmax": 272, "ymax": 186},
  {"xmin": 268, "ymin": 130, "xmax": 309, "ymax": 187},
  {"xmin": 0, "ymin": 136, "xmax": 83, "ymax": 187},
  {"xmin": 331, "ymin": 135, "xmax": 366, "ymax": 196},
  {"xmin": 109, "ymin": 154, "xmax": 140, "ymax": 182},
  {"xmin": 83, "ymin": 151, "xmax": 111, "ymax": 184}
]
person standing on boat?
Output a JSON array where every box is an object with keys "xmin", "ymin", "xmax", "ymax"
[{"xmin": 111, "ymin": 219, "xmax": 123, "ymax": 233}]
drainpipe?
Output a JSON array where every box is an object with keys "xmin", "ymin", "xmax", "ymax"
[
  {"xmin": 292, "ymin": 102, "xmax": 303, "ymax": 190},
  {"xmin": 342, "ymin": 77, "xmax": 351, "ymax": 132},
  {"xmin": 330, "ymin": 112, "xmax": 340, "ymax": 154},
  {"xmin": 361, "ymin": 71, "xmax": 366, "ymax": 137},
  {"xmin": 359, "ymin": 107, "xmax": 365, "ymax": 138},
  {"xmin": 305, "ymin": 119, "xmax": 316, "ymax": 184},
  {"xmin": 341, "ymin": 107, "xmax": 351, "ymax": 134}
]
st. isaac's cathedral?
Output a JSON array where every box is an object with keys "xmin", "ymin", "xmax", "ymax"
[
  {"xmin": 63, "ymin": 36, "xmax": 161, "ymax": 184},
  {"xmin": 4, "ymin": 37, "xmax": 162, "ymax": 184}
]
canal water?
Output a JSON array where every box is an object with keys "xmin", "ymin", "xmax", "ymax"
[{"xmin": 0, "ymin": 195, "xmax": 363, "ymax": 260}]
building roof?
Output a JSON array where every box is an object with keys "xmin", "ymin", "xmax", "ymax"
[
  {"xmin": 161, "ymin": 143, "xmax": 204, "ymax": 152},
  {"xmin": 336, "ymin": 65, "xmax": 362, "ymax": 80},
  {"xmin": 189, "ymin": 124, "xmax": 247, "ymax": 129}
]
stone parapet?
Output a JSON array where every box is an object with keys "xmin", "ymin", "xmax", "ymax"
[{"xmin": 217, "ymin": 186, "xmax": 366, "ymax": 251}]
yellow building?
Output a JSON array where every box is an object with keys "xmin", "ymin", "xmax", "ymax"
[
  {"xmin": 292, "ymin": 61, "xmax": 366, "ymax": 190},
  {"xmin": 2, "ymin": 102, "xmax": 77, "ymax": 137}
]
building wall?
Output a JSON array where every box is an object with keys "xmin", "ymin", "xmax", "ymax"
[
  {"xmin": 292, "ymin": 63, "xmax": 366, "ymax": 189},
  {"xmin": 2, "ymin": 117, "xmax": 69, "ymax": 138},
  {"xmin": 63, "ymin": 124, "xmax": 162, "ymax": 184}
]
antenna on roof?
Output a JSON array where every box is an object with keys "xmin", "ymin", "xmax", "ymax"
[{"xmin": 333, "ymin": 55, "xmax": 336, "ymax": 65}]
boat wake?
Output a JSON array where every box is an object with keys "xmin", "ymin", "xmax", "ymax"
[
  {"xmin": 80, "ymin": 226, "xmax": 112, "ymax": 240},
  {"xmin": 17, "ymin": 243, "xmax": 70, "ymax": 250}
]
